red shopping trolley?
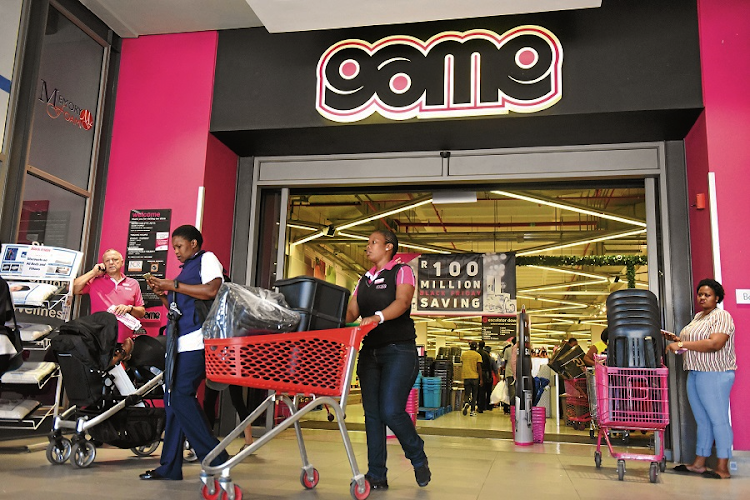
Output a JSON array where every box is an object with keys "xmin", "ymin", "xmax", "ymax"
[
  {"xmin": 199, "ymin": 324, "xmax": 375, "ymax": 500},
  {"xmin": 593, "ymin": 357, "xmax": 669, "ymax": 483}
]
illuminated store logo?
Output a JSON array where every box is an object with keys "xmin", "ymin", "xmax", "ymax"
[
  {"xmin": 316, "ymin": 26, "xmax": 563, "ymax": 123},
  {"xmin": 38, "ymin": 79, "xmax": 94, "ymax": 131}
]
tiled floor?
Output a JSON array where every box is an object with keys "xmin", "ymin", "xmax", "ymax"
[{"xmin": 1, "ymin": 424, "xmax": 747, "ymax": 500}]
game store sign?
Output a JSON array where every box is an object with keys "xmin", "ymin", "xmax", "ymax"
[{"xmin": 316, "ymin": 26, "xmax": 562, "ymax": 123}]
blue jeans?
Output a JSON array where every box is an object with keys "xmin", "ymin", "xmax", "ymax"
[
  {"xmin": 357, "ymin": 343, "xmax": 427, "ymax": 481},
  {"xmin": 687, "ymin": 370, "xmax": 735, "ymax": 459}
]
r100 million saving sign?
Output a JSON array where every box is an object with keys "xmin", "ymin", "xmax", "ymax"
[{"xmin": 415, "ymin": 252, "xmax": 516, "ymax": 315}]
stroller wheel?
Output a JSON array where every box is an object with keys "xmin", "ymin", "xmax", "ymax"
[
  {"xmin": 131, "ymin": 440, "xmax": 160, "ymax": 457},
  {"xmin": 71, "ymin": 441, "xmax": 96, "ymax": 468},
  {"xmin": 46, "ymin": 438, "xmax": 72, "ymax": 464}
]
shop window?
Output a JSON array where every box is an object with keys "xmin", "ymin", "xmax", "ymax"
[
  {"xmin": 26, "ymin": 6, "xmax": 104, "ymax": 190},
  {"xmin": 19, "ymin": 173, "xmax": 86, "ymax": 250}
]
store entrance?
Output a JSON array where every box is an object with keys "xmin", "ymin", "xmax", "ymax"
[{"xmin": 277, "ymin": 183, "xmax": 651, "ymax": 443}]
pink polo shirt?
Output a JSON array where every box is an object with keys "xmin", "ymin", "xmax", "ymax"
[{"xmin": 81, "ymin": 275, "xmax": 144, "ymax": 342}]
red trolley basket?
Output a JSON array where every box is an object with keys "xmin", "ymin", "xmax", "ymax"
[
  {"xmin": 593, "ymin": 357, "xmax": 669, "ymax": 483},
  {"xmin": 199, "ymin": 324, "xmax": 375, "ymax": 500}
]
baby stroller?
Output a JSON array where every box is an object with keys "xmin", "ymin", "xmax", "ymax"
[{"xmin": 46, "ymin": 312, "xmax": 167, "ymax": 468}]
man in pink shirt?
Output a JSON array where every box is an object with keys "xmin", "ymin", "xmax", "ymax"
[{"xmin": 73, "ymin": 249, "xmax": 146, "ymax": 344}]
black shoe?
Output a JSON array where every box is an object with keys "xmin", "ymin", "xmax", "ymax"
[
  {"xmin": 365, "ymin": 474, "xmax": 389, "ymax": 490},
  {"xmin": 139, "ymin": 469, "xmax": 171, "ymax": 480},
  {"xmin": 462, "ymin": 403, "xmax": 469, "ymax": 415},
  {"xmin": 414, "ymin": 461, "xmax": 431, "ymax": 487}
]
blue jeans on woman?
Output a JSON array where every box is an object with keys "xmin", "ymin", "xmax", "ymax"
[
  {"xmin": 357, "ymin": 342, "xmax": 427, "ymax": 482},
  {"xmin": 687, "ymin": 370, "xmax": 735, "ymax": 459}
]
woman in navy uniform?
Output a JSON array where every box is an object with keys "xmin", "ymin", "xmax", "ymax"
[
  {"xmin": 346, "ymin": 230, "xmax": 430, "ymax": 490},
  {"xmin": 140, "ymin": 225, "xmax": 229, "ymax": 480}
]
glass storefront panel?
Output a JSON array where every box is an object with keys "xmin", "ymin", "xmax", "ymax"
[
  {"xmin": 26, "ymin": 5, "xmax": 104, "ymax": 189},
  {"xmin": 0, "ymin": 0, "xmax": 24, "ymax": 154},
  {"xmin": 19, "ymin": 173, "xmax": 86, "ymax": 250},
  {"xmin": 283, "ymin": 185, "xmax": 648, "ymax": 352}
]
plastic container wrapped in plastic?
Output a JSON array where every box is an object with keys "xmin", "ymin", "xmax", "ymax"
[{"xmin": 202, "ymin": 283, "xmax": 300, "ymax": 339}]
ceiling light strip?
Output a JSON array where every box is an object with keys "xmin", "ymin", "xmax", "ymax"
[
  {"xmin": 516, "ymin": 228, "xmax": 647, "ymax": 256},
  {"xmin": 337, "ymin": 197, "xmax": 433, "ymax": 230},
  {"xmin": 491, "ymin": 190, "xmax": 647, "ymax": 227}
]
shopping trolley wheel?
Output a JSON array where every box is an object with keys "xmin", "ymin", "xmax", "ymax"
[
  {"xmin": 71, "ymin": 440, "xmax": 96, "ymax": 468},
  {"xmin": 201, "ymin": 479, "xmax": 220, "ymax": 500},
  {"xmin": 131, "ymin": 440, "xmax": 160, "ymax": 457},
  {"xmin": 659, "ymin": 456, "xmax": 667, "ymax": 472},
  {"xmin": 594, "ymin": 451, "xmax": 602, "ymax": 469},
  {"xmin": 617, "ymin": 459, "xmax": 626, "ymax": 481},
  {"xmin": 219, "ymin": 484, "xmax": 242, "ymax": 500},
  {"xmin": 46, "ymin": 437, "xmax": 72, "ymax": 464},
  {"xmin": 649, "ymin": 462, "xmax": 658, "ymax": 483},
  {"xmin": 300, "ymin": 468, "xmax": 320, "ymax": 489},
  {"xmin": 327, "ymin": 413, "xmax": 334, "ymax": 422},
  {"xmin": 350, "ymin": 478, "xmax": 371, "ymax": 500}
]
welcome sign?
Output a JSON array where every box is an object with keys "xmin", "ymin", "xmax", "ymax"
[{"xmin": 316, "ymin": 26, "xmax": 563, "ymax": 123}]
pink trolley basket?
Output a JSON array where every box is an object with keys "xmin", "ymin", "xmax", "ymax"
[
  {"xmin": 593, "ymin": 358, "xmax": 669, "ymax": 483},
  {"xmin": 199, "ymin": 324, "xmax": 375, "ymax": 500}
]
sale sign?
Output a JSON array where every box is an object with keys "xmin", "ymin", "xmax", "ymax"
[{"xmin": 412, "ymin": 252, "xmax": 516, "ymax": 315}]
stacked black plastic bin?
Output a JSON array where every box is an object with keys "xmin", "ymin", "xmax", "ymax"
[
  {"xmin": 432, "ymin": 359, "xmax": 453, "ymax": 408},
  {"xmin": 606, "ymin": 289, "xmax": 663, "ymax": 368},
  {"xmin": 274, "ymin": 276, "xmax": 350, "ymax": 331}
]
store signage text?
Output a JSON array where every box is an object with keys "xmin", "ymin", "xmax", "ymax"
[
  {"xmin": 38, "ymin": 79, "xmax": 94, "ymax": 131},
  {"xmin": 316, "ymin": 26, "xmax": 563, "ymax": 123}
]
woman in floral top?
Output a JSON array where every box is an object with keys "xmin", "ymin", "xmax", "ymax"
[{"xmin": 664, "ymin": 279, "xmax": 735, "ymax": 479}]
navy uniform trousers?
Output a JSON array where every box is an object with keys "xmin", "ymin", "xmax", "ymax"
[{"xmin": 154, "ymin": 349, "xmax": 229, "ymax": 480}]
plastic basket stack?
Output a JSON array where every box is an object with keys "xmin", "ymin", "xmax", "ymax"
[
  {"xmin": 432, "ymin": 359, "xmax": 453, "ymax": 408},
  {"xmin": 510, "ymin": 405, "xmax": 547, "ymax": 443},
  {"xmin": 421, "ymin": 376, "xmax": 442, "ymax": 408}
]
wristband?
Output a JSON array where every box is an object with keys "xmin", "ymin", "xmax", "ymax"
[
  {"xmin": 174, "ymin": 279, "xmax": 179, "ymax": 290},
  {"xmin": 374, "ymin": 311, "xmax": 384, "ymax": 324}
]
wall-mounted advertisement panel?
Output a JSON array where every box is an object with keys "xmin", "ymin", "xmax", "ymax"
[
  {"xmin": 124, "ymin": 209, "xmax": 171, "ymax": 311},
  {"xmin": 0, "ymin": 0, "xmax": 23, "ymax": 153}
]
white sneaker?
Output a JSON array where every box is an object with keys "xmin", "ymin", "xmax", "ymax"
[{"xmin": 470, "ymin": 411, "xmax": 477, "ymax": 417}]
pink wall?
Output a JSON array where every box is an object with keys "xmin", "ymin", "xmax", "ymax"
[
  {"xmin": 100, "ymin": 31, "xmax": 237, "ymax": 332},
  {"xmin": 692, "ymin": 0, "xmax": 750, "ymax": 450},
  {"xmin": 684, "ymin": 113, "xmax": 713, "ymax": 287},
  {"xmin": 202, "ymin": 134, "xmax": 238, "ymax": 270}
]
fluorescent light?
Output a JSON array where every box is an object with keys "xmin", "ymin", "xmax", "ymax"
[
  {"xmin": 520, "ymin": 279, "xmax": 609, "ymax": 292},
  {"xmin": 287, "ymin": 223, "xmax": 320, "ymax": 231},
  {"xmin": 518, "ymin": 294, "xmax": 590, "ymax": 308},
  {"xmin": 516, "ymin": 228, "xmax": 647, "ymax": 256},
  {"xmin": 337, "ymin": 197, "xmax": 433, "ymax": 230},
  {"xmin": 290, "ymin": 230, "xmax": 326, "ymax": 247},
  {"xmin": 337, "ymin": 231, "xmax": 451, "ymax": 254},
  {"xmin": 525, "ymin": 265, "xmax": 610, "ymax": 280},
  {"xmin": 492, "ymin": 190, "xmax": 647, "ymax": 227}
]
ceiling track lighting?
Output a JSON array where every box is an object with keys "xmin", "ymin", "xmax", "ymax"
[{"xmin": 491, "ymin": 190, "xmax": 647, "ymax": 227}]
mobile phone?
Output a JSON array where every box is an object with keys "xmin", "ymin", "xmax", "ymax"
[
  {"xmin": 98, "ymin": 265, "xmax": 105, "ymax": 272},
  {"xmin": 143, "ymin": 272, "xmax": 153, "ymax": 280}
]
